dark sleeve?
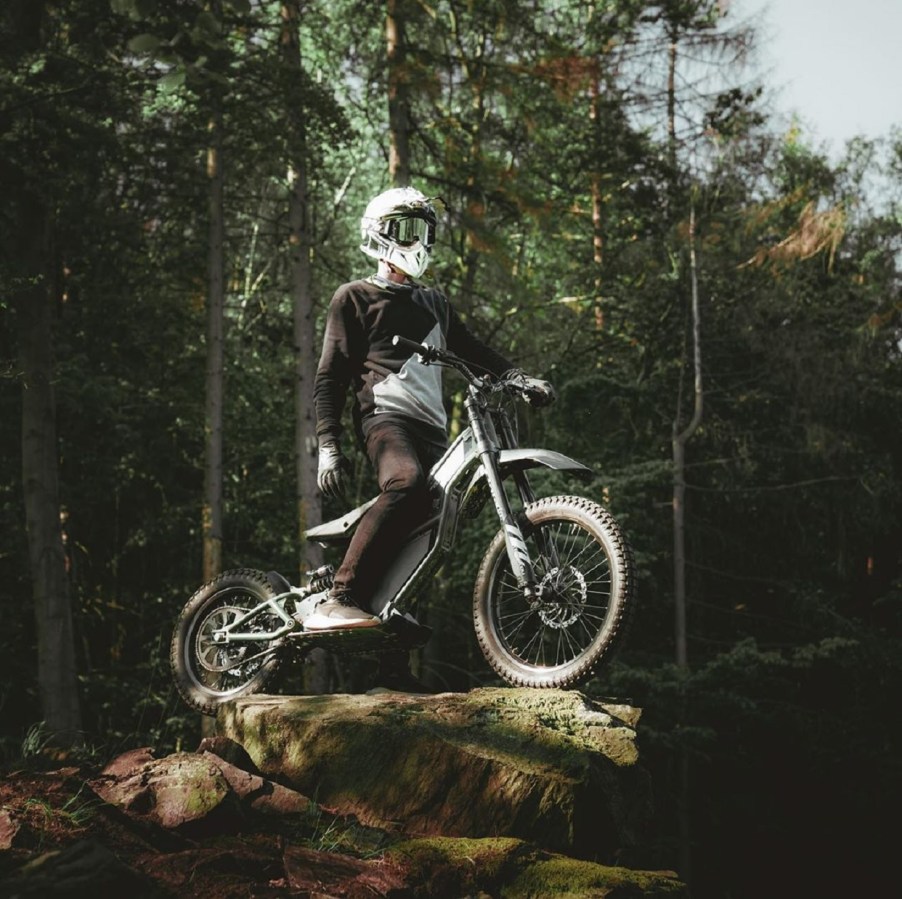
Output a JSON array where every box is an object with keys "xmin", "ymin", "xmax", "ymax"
[
  {"xmin": 313, "ymin": 289, "xmax": 360, "ymax": 444},
  {"xmin": 445, "ymin": 303, "xmax": 513, "ymax": 376}
]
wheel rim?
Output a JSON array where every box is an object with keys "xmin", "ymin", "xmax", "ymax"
[
  {"xmin": 186, "ymin": 587, "xmax": 277, "ymax": 698},
  {"xmin": 488, "ymin": 517, "xmax": 613, "ymax": 672}
]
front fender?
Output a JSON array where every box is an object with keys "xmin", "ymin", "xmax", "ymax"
[
  {"xmin": 494, "ymin": 448, "xmax": 593, "ymax": 479},
  {"xmin": 461, "ymin": 448, "xmax": 593, "ymax": 515}
]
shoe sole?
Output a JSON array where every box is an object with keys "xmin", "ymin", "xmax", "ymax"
[{"xmin": 303, "ymin": 617, "xmax": 381, "ymax": 632}]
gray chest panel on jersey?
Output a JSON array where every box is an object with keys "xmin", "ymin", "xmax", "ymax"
[{"xmin": 371, "ymin": 320, "xmax": 447, "ymax": 430}]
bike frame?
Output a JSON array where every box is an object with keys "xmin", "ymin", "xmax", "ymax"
[
  {"xmin": 208, "ymin": 358, "xmax": 590, "ymax": 647},
  {"xmin": 308, "ymin": 376, "xmax": 591, "ymax": 622}
]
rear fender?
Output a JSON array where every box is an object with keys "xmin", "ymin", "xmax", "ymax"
[{"xmin": 305, "ymin": 496, "xmax": 378, "ymax": 545}]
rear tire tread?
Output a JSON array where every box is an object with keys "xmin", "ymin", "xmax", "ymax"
[{"xmin": 170, "ymin": 568, "xmax": 282, "ymax": 716}]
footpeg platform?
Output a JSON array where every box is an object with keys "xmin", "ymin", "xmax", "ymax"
[{"xmin": 286, "ymin": 613, "xmax": 433, "ymax": 654}]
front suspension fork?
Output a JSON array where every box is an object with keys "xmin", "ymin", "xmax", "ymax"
[
  {"xmin": 467, "ymin": 394, "xmax": 539, "ymax": 597},
  {"xmin": 484, "ymin": 458, "xmax": 538, "ymax": 595}
]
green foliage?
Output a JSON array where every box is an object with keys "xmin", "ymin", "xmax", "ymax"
[
  {"xmin": 22, "ymin": 782, "xmax": 101, "ymax": 830},
  {"xmin": 1, "ymin": 1, "xmax": 900, "ymax": 896}
]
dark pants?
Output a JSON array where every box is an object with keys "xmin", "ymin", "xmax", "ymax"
[{"xmin": 331, "ymin": 418, "xmax": 446, "ymax": 610}]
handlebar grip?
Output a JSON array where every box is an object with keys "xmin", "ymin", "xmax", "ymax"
[
  {"xmin": 392, "ymin": 334, "xmax": 442, "ymax": 364},
  {"xmin": 392, "ymin": 335, "xmax": 426, "ymax": 354}
]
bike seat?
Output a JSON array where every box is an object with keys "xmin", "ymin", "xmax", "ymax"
[{"xmin": 305, "ymin": 496, "xmax": 378, "ymax": 544}]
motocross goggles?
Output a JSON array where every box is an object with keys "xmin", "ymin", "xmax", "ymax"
[{"xmin": 381, "ymin": 211, "xmax": 436, "ymax": 248}]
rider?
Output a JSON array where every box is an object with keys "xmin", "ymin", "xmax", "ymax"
[{"xmin": 304, "ymin": 186, "xmax": 555, "ymax": 634}]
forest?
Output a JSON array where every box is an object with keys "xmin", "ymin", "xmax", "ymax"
[{"xmin": 1, "ymin": 1, "xmax": 900, "ymax": 896}]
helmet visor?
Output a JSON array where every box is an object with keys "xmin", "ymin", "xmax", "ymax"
[{"xmin": 383, "ymin": 213, "xmax": 435, "ymax": 248}]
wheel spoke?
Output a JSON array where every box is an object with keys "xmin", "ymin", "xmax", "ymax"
[
  {"xmin": 490, "ymin": 515, "xmax": 616, "ymax": 669},
  {"xmin": 474, "ymin": 498, "xmax": 634, "ymax": 690},
  {"xmin": 190, "ymin": 588, "xmax": 278, "ymax": 695}
]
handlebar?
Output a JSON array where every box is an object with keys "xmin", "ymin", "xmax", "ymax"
[
  {"xmin": 392, "ymin": 334, "xmax": 534, "ymax": 403},
  {"xmin": 392, "ymin": 334, "xmax": 488, "ymax": 387},
  {"xmin": 392, "ymin": 335, "xmax": 555, "ymax": 410}
]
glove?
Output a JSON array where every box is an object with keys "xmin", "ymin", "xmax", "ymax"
[
  {"xmin": 504, "ymin": 369, "xmax": 557, "ymax": 408},
  {"xmin": 317, "ymin": 441, "xmax": 351, "ymax": 499}
]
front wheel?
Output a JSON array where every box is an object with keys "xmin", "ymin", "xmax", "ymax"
[
  {"xmin": 473, "ymin": 495, "xmax": 635, "ymax": 689},
  {"xmin": 170, "ymin": 568, "xmax": 284, "ymax": 715}
]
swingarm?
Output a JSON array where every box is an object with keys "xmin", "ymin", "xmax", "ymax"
[{"xmin": 209, "ymin": 593, "xmax": 297, "ymax": 644}]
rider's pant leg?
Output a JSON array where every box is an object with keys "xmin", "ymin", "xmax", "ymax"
[{"xmin": 330, "ymin": 419, "xmax": 441, "ymax": 609}]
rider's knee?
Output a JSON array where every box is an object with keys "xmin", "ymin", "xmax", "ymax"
[{"xmin": 380, "ymin": 457, "xmax": 427, "ymax": 495}]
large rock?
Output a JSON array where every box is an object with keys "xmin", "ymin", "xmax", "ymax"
[
  {"xmin": 0, "ymin": 722, "xmax": 685, "ymax": 898},
  {"xmin": 218, "ymin": 687, "xmax": 652, "ymax": 864},
  {"xmin": 88, "ymin": 743, "xmax": 313, "ymax": 836}
]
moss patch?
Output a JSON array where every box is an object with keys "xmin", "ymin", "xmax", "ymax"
[
  {"xmin": 386, "ymin": 836, "xmax": 530, "ymax": 896},
  {"xmin": 385, "ymin": 836, "xmax": 687, "ymax": 898},
  {"xmin": 505, "ymin": 855, "xmax": 687, "ymax": 897}
]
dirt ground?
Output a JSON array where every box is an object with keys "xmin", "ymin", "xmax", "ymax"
[{"xmin": 0, "ymin": 760, "xmax": 386, "ymax": 898}]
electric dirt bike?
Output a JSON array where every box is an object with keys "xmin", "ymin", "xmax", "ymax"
[{"xmin": 171, "ymin": 336, "xmax": 636, "ymax": 715}]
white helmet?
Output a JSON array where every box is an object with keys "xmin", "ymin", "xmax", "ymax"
[{"xmin": 360, "ymin": 186, "xmax": 437, "ymax": 279}]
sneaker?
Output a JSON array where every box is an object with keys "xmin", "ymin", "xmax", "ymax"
[{"xmin": 303, "ymin": 596, "xmax": 380, "ymax": 631}]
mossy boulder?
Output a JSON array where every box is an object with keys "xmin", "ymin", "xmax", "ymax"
[{"xmin": 218, "ymin": 687, "xmax": 652, "ymax": 863}]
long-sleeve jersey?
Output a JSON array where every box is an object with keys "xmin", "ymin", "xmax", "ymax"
[{"xmin": 313, "ymin": 277, "xmax": 513, "ymax": 447}]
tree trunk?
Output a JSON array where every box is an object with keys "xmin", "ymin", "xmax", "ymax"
[
  {"xmin": 14, "ymin": 205, "xmax": 83, "ymax": 747},
  {"xmin": 7, "ymin": 0, "xmax": 82, "ymax": 748},
  {"xmin": 672, "ymin": 207, "xmax": 702, "ymax": 661},
  {"xmin": 203, "ymin": 90, "xmax": 225, "ymax": 584},
  {"xmin": 671, "ymin": 199, "xmax": 702, "ymax": 887},
  {"xmin": 386, "ymin": 0, "xmax": 411, "ymax": 186},
  {"xmin": 666, "ymin": 30, "xmax": 678, "ymax": 175},
  {"xmin": 280, "ymin": 0, "xmax": 323, "ymax": 580},
  {"xmin": 281, "ymin": 0, "xmax": 330, "ymax": 695},
  {"xmin": 589, "ymin": 59, "xmax": 605, "ymax": 332},
  {"xmin": 201, "ymin": 1, "xmax": 227, "ymax": 737}
]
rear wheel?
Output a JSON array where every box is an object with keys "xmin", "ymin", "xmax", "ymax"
[
  {"xmin": 170, "ymin": 568, "xmax": 283, "ymax": 715},
  {"xmin": 473, "ymin": 495, "xmax": 635, "ymax": 688}
]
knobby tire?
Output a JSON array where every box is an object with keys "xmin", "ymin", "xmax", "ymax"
[
  {"xmin": 170, "ymin": 568, "xmax": 282, "ymax": 716},
  {"xmin": 473, "ymin": 495, "xmax": 635, "ymax": 689}
]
